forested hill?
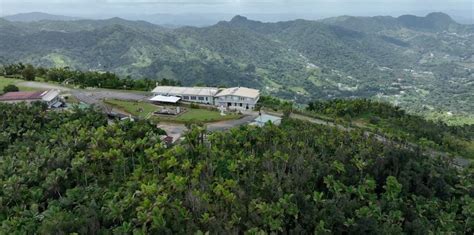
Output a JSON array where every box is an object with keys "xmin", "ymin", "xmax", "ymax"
[
  {"xmin": 321, "ymin": 12, "xmax": 474, "ymax": 33},
  {"xmin": 1, "ymin": 103, "xmax": 473, "ymax": 233},
  {"xmin": 2, "ymin": 12, "xmax": 81, "ymax": 22},
  {"xmin": 1, "ymin": 12, "xmax": 473, "ymax": 122}
]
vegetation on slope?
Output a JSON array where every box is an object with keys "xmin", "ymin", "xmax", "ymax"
[
  {"xmin": 307, "ymin": 99, "xmax": 474, "ymax": 159},
  {"xmin": 1, "ymin": 103, "xmax": 473, "ymax": 233},
  {"xmin": 1, "ymin": 63, "xmax": 180, "ymax": 91},
  {"xmin": 1, "ymin": 13, "xmax": 472, "ymax": 124}
]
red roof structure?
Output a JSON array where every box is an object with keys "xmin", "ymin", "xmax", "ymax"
[{"xmin": 0, "ymin": 91, "xmax": 46, "ymax": 101}]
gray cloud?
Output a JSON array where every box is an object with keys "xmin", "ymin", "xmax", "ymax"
[{"xmin": 1, "ymin": 0, "xmax": 472, "ymax": 21}]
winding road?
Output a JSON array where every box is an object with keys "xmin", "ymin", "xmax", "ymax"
[{"xmin": 18, "ymin": 81, "xmax": 471, "ymax": 167}]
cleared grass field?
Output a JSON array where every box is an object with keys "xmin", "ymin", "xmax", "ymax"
[
  {"xmin": 104, "ymin": 99, "xmax": 158, "ymax": 119},
  {"xmin": 104, "ymin": 99, "xmax": 241, "ymax": 123},
  {"xmin": 0, "ymin": 76, "xmax": 43, "ymax": 94},
  {"xmin": 0, "ymin": 77, "xmax": 22, "ymax": 92}
]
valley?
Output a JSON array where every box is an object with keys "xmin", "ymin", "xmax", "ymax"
[
  {"xmin": 1, "ymin": 12, "xmax": 473, "ymax": 124},
  {"xmin": 1, "ymin": 9, "xmax": 474, "ymax": 233}
]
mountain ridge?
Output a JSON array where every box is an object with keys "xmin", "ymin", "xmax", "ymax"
[
  {"xmin": 3, "ymin": 12, "xmax": 82, "ymax": 22},
  {"xmin": 1, "ymin": 12, "xmax": 472, "ymax": 121}
]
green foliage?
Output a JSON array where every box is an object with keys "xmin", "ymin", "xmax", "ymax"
[
  {"xmin": 2, "ymin": 84, "xmax": 19, "ymax": 93},
  {"xmin": 21, "ymin": 64, "xmax": 36, "ymax": 81},
  {"xmin": 1, "ymin": 14, "xmax": 472, "ymax": 124},
  {"xmin": 307, "ymin": 98, "xmax": 474, "ymax": 158},
  {"xmin": 1, "ymin": 63, "xmax": 181, "ymax": 91},
  {"xmin": 0, "ymin": 103, "xmax": 473, "ymax": 233},
  {"xmin": 256, "ymin": 95, "xmax": 293, "ymax": 112}
]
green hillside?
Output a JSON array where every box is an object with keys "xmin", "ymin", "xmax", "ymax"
[{"xmin": 0, "ymin": 12, "xmax": 473, "ymax": 123}]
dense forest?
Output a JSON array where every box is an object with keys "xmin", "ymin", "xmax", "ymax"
[{"xmin": 1, "ymin": 102, "xmax": 473, "ymax": 233}]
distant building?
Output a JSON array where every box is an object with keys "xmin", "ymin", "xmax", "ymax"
[
  {"xmin": 0, "ymin": 90, "xmax": 62, "ymax": 108},
  {"xmin": 151, "ymin": 86, "xmax": 219, "ymax": 105},
  {"xmin": 215, "ymin": 87, "xmax": 260, "ymax": 110},
  {"xmin": 251, "ymin": 114, "xmax": 282, "ymax": 127},
  {"xmin": 150, "ymin": 86, "xmax": 260, "ymax": 110}
]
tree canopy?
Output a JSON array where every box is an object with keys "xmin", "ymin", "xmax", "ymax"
[
  {"xmin": 0, "ymin": 102, "xmax": 473, "ymax": 233},
  {"xmin": 2, "ymin": 84, "xmax": 19, "ymax": 93}
]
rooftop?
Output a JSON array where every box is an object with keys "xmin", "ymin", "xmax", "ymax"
[
  {"xmin": 41, "ymin": 90, "xmax": 60, "ymax": 102},
  {"xmin": 152, "ymin": 86, "xmax": 219, "ymax": 97},
  {"xmin": 149, "ymin": 95, "xmax": 181, "ymax": 103},
  {"xmin": 215, "ymin": 87, "xmax": 260, "ymax": 99},
  {"xmin": 0, "ymin": 90, "xmax": 61, "ymax": 102},
  {"xmin": 0, "ymin": 91, "xmax": 45, "ymax": 101}
]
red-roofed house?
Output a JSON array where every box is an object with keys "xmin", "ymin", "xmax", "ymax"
[{"xmin": 0, "ymin": 90, "xmax": 61, "ymax": 108}]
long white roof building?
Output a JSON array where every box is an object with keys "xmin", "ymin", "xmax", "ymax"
[{"xmin": 151, "ymin": 86, "xmax": 260, "ymax": 109}]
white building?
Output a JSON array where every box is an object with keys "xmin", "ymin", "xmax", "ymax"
[
  {"xmin": 215, "ymin": 87, "xmax": 260, "ymax": 110},
  {"xmin": 150, "ymin": 86, "xmax": 260, "ymax": 110},
  {"xmin": 151, "ymin": 86, "xmax": 219, "ymax": 105}
]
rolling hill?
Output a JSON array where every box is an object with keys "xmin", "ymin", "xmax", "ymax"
[
  {"xmin": 0, "ymin": 12, "xmax": 473, "ymax": 123},
  {"xmin": 2, "ymin": 12, "xmax": 81, "ymax": 22}
]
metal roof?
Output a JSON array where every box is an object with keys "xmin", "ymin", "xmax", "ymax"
[
  {"xmin": 149, "ymin": 95, "xmax": 181, "ymax": 103},
  {"xmin": 41, "ymin": 90, "xmax": 60, "ymax": 102},
  {"xmin": 0, "ymin": 91, "xmax": 45, "ymax": 101},
  {"xmin": 152, "ymin": 86, "xmax": 219, "ymax": 97},
  {"xmin": 0, "ymin": 89, "xmax": 60, "ymax": 102},
  {"xmin": 215, "ymin": 87, "xmax": 260, "ymax": 99}
]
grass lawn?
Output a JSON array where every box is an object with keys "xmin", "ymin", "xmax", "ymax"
[
  {"xmin": 104, "ymin": 99, "xmax": 158, "ymax": 119},
  {"xmin": 104, "ymin": 99, "xmax": 241, "ymax": 123},
  {"xmin": 0, "ymin": 76, "xmax": 43, "ymax": 94},
  {"xmin": 0, "ymin": 77, "xmax": 22, "ymax": 92}
]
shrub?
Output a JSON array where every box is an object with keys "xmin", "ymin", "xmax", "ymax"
[{"xmin": 3, "ymin": 84, "xmax": 19, "ymax": 93}]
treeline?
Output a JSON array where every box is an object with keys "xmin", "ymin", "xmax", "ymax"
[
  {"xmin": 1, "ymin": 63, "xmax": 181, "ymax": 91},
  {"xmin": 307, "ymin": 98, "xmax": 405, "ymax": 119},
  {"xmin": 307, "ymin": 99, "xmax": 474, "ymax": 158},
  {"xmin": 1, "ymin": 103, "xmax": 473, "ymax": 233},
  {"xmin": 256, "ymin": 95, "xmax": 293, "ymax": 112}
]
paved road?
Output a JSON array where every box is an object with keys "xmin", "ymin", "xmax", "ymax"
[
  {"xmin": 157, "ymin": 123, "xmax": 187, "ymax": 143},
  {"xmin": 18, "ymin": 81, "xmax": 471, "ymax": 167},
  {"xmin": 19, "ymin": 81, "xmax": 72, "ymax": 91},
  {"xmin": 207, "ymin": 113, "xmax": 259, "ymax": 131},
  {"xmin": 19, "ymin": 81, "xmax": 149, "ymax": 110},
  {"xmin": 157, "ymin": 113, "xmax": 260, "ymax": 142}
]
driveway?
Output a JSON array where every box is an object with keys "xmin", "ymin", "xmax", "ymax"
[
  {"xmin": 19, "ymin": 81, "xmax": 149, "ymax": 110},
  {"xmin": 157, "ymin": 123, "xmax": 187, "ymax": 143},
  {"xmin": 18, "ymin": 81, "xmax": 71, "ymax": 91},
  {"xmin": 207, "ymin": 113, "xmax": 259, "ymax": 131}
]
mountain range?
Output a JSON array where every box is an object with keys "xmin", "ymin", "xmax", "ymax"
[
  {"xmin": 0, "ymin": 12, "xmax": 473, "ymax": 123},
  {"xmin": 2, "ymin": 12, "xmax": 81, "ymax": 22}
]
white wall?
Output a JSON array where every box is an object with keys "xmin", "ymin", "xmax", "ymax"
[{"xmin": 216, "ymin": 95, "xmax": 259, "ymax": 110}]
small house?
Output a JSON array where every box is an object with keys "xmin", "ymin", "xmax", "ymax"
[{"xmin": 0, "ymin": 89, "xmax": 62, "ymax": 108}]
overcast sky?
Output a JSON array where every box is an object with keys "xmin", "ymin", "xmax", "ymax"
[{"xmin": 1, "ymin": 0, "xmax": 473, "ymax": 21}]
